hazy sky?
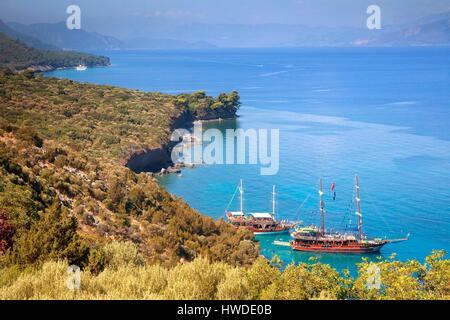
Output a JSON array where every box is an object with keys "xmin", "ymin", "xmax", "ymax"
[{"xmin": 1, "ymin": 0, "xmax": 449, "ymax": 37}]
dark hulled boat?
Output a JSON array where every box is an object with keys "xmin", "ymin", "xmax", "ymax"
[{"xmin": 289, "ymin": 176, "xmax": 408, "ymax": 253}]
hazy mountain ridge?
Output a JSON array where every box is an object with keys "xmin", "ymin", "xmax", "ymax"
[
  {"xmin": 0, "ymin": 19, "xmax": 60, "ymax": 50},
  {"xmin": 4, "ymin": 10, "xmax": 449, "ymax": 50},
  {"xmin": 7, "ymin": 21, "xmax": 125, "ymax": 51},
  {"xmin": 6, "ymin": 21, "xmax": 217, "ymax": 50},
  {"xmin": 353, "ymin": 11, "xmax": 450, "ymax": 46},
  {"xmin": 123, "ymin": 37, "xmax": 216, "ymax": 50},
  {"xmin": 118, "ymin": 11, "xmax": 450, "ymax": 47}
]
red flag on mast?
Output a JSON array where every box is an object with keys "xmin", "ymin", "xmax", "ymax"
[{"xmin": 331, "ymin": 182, "xmax": 336, "ymax": 200}]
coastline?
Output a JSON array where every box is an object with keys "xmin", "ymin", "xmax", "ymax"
[
  {"xmin": 125, "ymin": 110, "xmax": 237, "ymax": 175},
  {"xmin": 0, "ymin": 69, "xmax": 259, "ymax": 268},
  {"xmin": 38, "ymin": 64, "xmax": 237, "ymax": 177},
  {"xmin": 30, "ymin": 62, "xmax": 111, "ymax": 74}
]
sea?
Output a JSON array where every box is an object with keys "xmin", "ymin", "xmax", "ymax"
[{"xmin": 45, "ymin": 47, "xmax": 450, "ymax": 272}]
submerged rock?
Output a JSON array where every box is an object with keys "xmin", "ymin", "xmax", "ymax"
[{"xmin": 167, "ymin": 167, "xmax": 181, "ymax": 174}]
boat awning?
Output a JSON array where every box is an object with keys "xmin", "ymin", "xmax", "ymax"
[
  {"xmin": 229, "ymin": 211, "xmax": 245, "ymax": 216},
  {"xmin": 249, "ymin": 212, "xmax": 273, "ymax": 219}
]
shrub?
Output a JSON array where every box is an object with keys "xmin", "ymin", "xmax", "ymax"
[
  {"xmin": 216, "ymin": 267, "xmax": 251, "ymax": 300},
  {"xmin": 101, "ymin": 241, "xmax": 145, "ymax": 270},
  {"xmin": 0, "ymin": 209, "xmax": 15, "ymax": 254},
  {"xmin": 0, "ymin": 250, "xmax": 448, "ymax": 300},
  {"xmin": 4, "ymin": 202, "xmax": 89, "ymax": 267},
  {"xmin": 162, "ymin": 257, "xmax": 228, "ymax": 300}
]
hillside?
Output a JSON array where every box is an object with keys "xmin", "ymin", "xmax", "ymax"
[
  {"xmin": 0, "ymin": 70, "xmax": 255, "ymax": 270},
  {"xmin": 0, "ymin": 32, "xmax": 110, "ymax": 72}
]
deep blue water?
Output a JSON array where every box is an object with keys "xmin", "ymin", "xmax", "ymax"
[{"xmin": 46, "ymin": 48, "xmax": 450, "ymax": 272}]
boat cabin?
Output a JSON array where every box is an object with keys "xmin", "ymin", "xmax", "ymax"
[
  {"xmin": 248, "ymin": 212, "xmax": 276, "ymax": 228},
  {"xmin": 226, "ymin": 211, "xmax": 247, "ymax": 226}
]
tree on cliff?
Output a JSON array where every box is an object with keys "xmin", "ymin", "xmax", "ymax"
[
  {"xmin": 175, "ymin": 91, "xmax": 241, "ymax": 118},
  {"xmin": 0, "ymin": 209, "xmax": 14, "ymax": 254},
  {"xmin": 218, "ymin": 91, "xmax": 241, "ymax": 112},
  {"xmin": 4, "ymin": 202, "xmax": 89, "ymax": 266}
]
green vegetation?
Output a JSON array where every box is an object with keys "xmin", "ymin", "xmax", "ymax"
[
  {"xmin": 0, "ymin": 242, "xmax": 448, "ymax": 300},
  {"xmin": 0, "ymin": 32, "xmax": 110, "ymax": 72},
  {"xmin": 0, "ymin": 70, "xmax": 253, "ymax": 272},
  {"xmin": 176, "ymin": 90, "xmax": 240, "ymax": 119},
  {"xmin": 0, "ymin": 209, "xmax": 14, "ymax": 254}
]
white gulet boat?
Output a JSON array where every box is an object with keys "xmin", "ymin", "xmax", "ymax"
[{"xmin": 225, "ymin": 179, "xmax": 296, "ymax": 235}]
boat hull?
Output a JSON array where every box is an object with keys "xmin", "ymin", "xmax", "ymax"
[
  {"xmin": 291, "ymin": 241, "xmax": 386, "ymax": 253},
  {"xmin": 253, "ymin": 229, "xmax": 291, "ymax": 235}
]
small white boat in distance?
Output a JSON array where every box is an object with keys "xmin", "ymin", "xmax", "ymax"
[{"xmin": 76, "ymin": 65, "xmax": 87, "ymax": 71}]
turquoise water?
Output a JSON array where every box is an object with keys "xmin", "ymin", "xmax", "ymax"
[{"xmin": 46, "ymin": 48, "xmax": 450, "ymax": 271}]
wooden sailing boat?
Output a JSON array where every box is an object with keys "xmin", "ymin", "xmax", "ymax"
[
  {"xmin": 225, "ymin": 180, "xmax": 295, "ymax": 235},
  {"xmin": 225, "ymin": 179, "xmax": 248, "ymax": 227},
  {"xmin": 248, "ymin": 185, "xmax": 295, "ymax": 235},
  {"xmin": 289, "ymin": 176, "xmax": 409, "ymax": 253}
]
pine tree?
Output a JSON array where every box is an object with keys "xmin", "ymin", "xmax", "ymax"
[
  {"xmin": 6, "ymin": 202, "xmax": 89, "ymax": 266},
  {"xmin": 0, "ymin": 209, "xmax": 14, "ymax": 254}
]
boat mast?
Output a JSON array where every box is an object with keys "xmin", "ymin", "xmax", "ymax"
[
  {"xmin": 272, "ymin": 185, "xmax": 276, "ymax": 218},
  {"xmin": 239, "ymin": 179, "xmax": 244, "ymax": 213},
  {"xmin": 319, "ymin": 178, "xmax": 325, "ymax": 234},
  {"xmin": 355, "ymin": 175, "xmax": 363, "ymax": 241}
]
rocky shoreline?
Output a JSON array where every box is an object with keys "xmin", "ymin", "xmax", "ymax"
[
  {"xmin": 28, "ymin": 62, "xmax": 111, "ymax": 74},
  {"xmin": 126, "ymin": 108, "xmax": 237, "ymax": 176}
]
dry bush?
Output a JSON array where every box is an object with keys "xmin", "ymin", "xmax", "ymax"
[{"xmin": 162, "ymin": 257, "xmax": 229, "ymax": 300}]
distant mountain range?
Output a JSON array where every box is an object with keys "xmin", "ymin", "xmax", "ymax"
[
  {"xmin": 2, "ymin": 11, "xmax": 449, "ymax": 50},
  {"xmin": 124, "ymin": 37, "xmax": 216, "ymax": 50},
  {"xmin": 0, "ymin": 20, "xmax": 60, "ymax": 50},
  {"xmin": 134, "ymin": 12, "xmax": 450, "ymax": 47},
  {"xmin": 7, "ymin": 21, "xmax": 124, "ymax": 51},
  {"xmin": 3, "ymin": 20, "xmax": 216, "ymax": 51},
  {"xmin": 352, "ymin": 11, "xmax": 450, "ymax": 46}
]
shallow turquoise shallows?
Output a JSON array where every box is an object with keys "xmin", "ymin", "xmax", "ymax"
[{"xmin": 46, "ymin": 47, "xmax": 450, "ymax": 272}]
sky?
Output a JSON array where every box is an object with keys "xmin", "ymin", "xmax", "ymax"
[{"xmin": 1, "ymin": 0, "xmax": 449, "ymax": 38}]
